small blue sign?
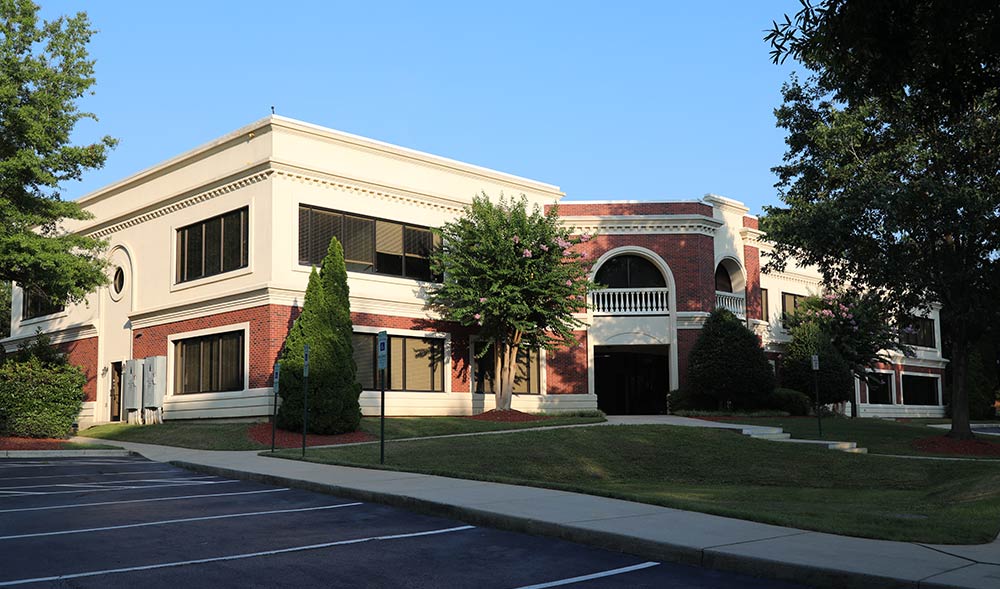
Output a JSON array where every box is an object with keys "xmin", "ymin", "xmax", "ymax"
[
  {"xmin": 304, "ymin": 344, "xmax": 311, "ymax": 377},
  {"xmin": 377, "ymin": 331, "xmax": 388, "ymax": 370}
]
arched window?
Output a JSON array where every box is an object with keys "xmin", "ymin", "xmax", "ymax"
[
  {"xmin": 715, "ymin": 264, "xmax": 733, "ymax": 293},
  {"xmin": 595, "ymin": 255, "xmax": 666, "ymax": 288}
]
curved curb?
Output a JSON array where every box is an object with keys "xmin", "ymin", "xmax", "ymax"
[{"xmin": 170, "ymin": 459, "xmax": 969, "ymax": 589}]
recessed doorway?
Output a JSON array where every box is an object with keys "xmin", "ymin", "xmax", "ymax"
[{"xmin": 594, "ymin": 345, "xmax": 669, "ymax": 415}]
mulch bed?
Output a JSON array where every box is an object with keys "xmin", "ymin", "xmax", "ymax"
[
  {"xmin": 0, "ymin": 437, "xmax": 72, "ymax": 450},
  {"xmin": 466, "ymin": 409, "xmax": 549, "ymax": 423},
  {"xmin": 912, "ymin": 435, "xmax": 1000, "ymax": 457},
  {"xmin": 247, "ymin": 423, "xmax": 376, "ymax": 449}
]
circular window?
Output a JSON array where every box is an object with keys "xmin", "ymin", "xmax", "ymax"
[{"xmin": 111, "ymin": 267, "xmax": 125, "ymax": 298}]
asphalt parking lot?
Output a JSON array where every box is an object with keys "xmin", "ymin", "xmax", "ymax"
[{"xmin": 0, "ymin": 457, "xmax": 805, "ymax": 588}]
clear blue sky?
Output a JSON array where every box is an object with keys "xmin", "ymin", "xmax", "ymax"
[{"xmin": 46, "ymin": 0, "xmax": 801, "ymax": 215}]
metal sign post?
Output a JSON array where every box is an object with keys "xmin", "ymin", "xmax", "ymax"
[
  {"xmin": 271, "ymin": 362, "xmax": 281, "ymax": 453},
  {"xmin": 302, "ymin": 344, "xmax": 310, "ymax": 458},
  {"xmin": 377, "ymin": 331, "xmax": 387, "ymax": 465},
  {"xmin": 811, "ymin": 354, "xmax": 822, "ymax": 437}
]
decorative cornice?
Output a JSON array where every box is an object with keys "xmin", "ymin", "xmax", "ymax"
[
  {"xmin": 740, "ymin": 226, "xmax": 767, "ymax": 245},
  {"xmin": 558, "ymin": 215, "xmax": 723, "ymax": 237},
  {"xmin": 86, "ymin": 170, "xmax": 274, "ymax": 239},
  {"xmin": 1, "ymin": 325, "xmax": 97, "ymax": 351},
  {"xmin": 676, "ymin": 311, "xmax": 711, "ymax": 329},
  {"xmin": 271, "ymin": 165, "xmax": 466, "ymax": 215},
  {"xmin": 703, "ymin": 193, "xmax": 750, "ymax": 214}
]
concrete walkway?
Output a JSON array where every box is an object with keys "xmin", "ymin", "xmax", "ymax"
[{"xmin": 62, "ymin": 434, "xmax": 1000, "ymax": 589}]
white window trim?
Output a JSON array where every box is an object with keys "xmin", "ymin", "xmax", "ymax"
[
  {"xmin": 860, "ymin": 368, "xmax": 897, "ymax": 406},
  {"xmin": 169, "ymin": 204, "xmax": 254, "ymax": 292},
  {"xmin": 166, "ymin": 322, "xmax": 251, "ymax": 399},
  {"xmin": 468, "ymin": 335, "xmax": 547, "ymax": 396},
  {"xmin": 353, "ymin": 326, "xmax": 451, "ymax": 394},
  {"xmin": 899, "ymin": 371, "xmax": 943, "ymax": 407}
]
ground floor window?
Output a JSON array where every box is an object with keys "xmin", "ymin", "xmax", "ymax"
[
  {"xmin": 902, "ymin": 374, "xmax": 940, "ymax": 405},
  {"xmin": 174, "ymin": 330, "xmax": 244, "ymax": 394},
  {"xmin": 352, "ymin": 332, "xmax": 445, "ymax": 392},
  {"xmin": 471, "ymin": 341, "xmax": 542, "ymax": 395},
  {"xmin": 866, "ymin": 372, "xmax": 894, "ymax": 404}
]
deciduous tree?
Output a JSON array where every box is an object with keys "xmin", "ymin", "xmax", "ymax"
[
  {"xmin": 764, "ymin": 1, "xmax": 1000, "ymax": 438},
  {"xmin": 428, "ymin": 194, "xmax": 593, "ymax": 411}
]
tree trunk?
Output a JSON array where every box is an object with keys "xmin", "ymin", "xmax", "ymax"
[
  {"xmin": 948, "ymin": 322, "xmax": 974, "ymax": 440},
  {"xmin": 493, "ymin": 339, "xmax": 516, "ymax": 411}
]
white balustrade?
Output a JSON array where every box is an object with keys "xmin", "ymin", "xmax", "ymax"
[
  {"xmin": 715, "ymin": 291, "xmax": 746, "ymax": 319},
  {"xmin": 590, "ymin": 288, "xmax": 670, "ymax": 316}
]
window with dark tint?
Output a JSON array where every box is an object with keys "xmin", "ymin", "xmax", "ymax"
[
  {"xmin": 781, "ymin": 292, "xmax": 805, "ymax": 327},
  {"xmin": 471, "ymin": 341, "xmax": 542, "ymax": 394},
  {"xmin": 900, "ymin": 316, "xmax": 935, "ymax": 348},
  {"xmin": 594, "ymin": 255, "xmax": 665, "ymax": 289},
  {"xmin": 866, "ymin": 373, "xmax": 893, "ymax": 404},
  {"xmin": 174, "ymin": 330, "xmax": 244, "ymax": 394},
  {"xmin": 714, "ymin": 265, "xmax": 733, "ymax": 293},
  {"xmin": 352, "ymin": 332, "xmax": 445, "ymax": 391},
  {"xmin": 299, "ymin": 205, "xmax": 438, "ymax": 281},
  {"xmin": 902, "ymin": 374, "xmax": 939, "ymax": 406},
  {"xmin": 176, "ymin": 208, "xmax": 248, "ymax": 283},
  {"xmin": 760, "ymin": 288, "xmax": 769, "ymax": 322},
  {"xmin": 22, "ymin": 287, "xmax": 64, "ymax": 320}
]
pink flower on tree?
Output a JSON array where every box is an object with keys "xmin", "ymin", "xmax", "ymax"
[
  {"xmin": 474, "ymin": 313, "xmax": 481, "ymax": 321},
  {"xmin": 566, "ymin": 279, "xmax": 573, "ymax": 287},
  {"xmin": 512, "ymin": 235, "xmax": 520, "ymax": 244},
  {"xmin": 539, "ymin": 244, "xmax": 549, "ymax": 252},
  {"xmin": 479, "ymin": 297, "xmax": 487, "ymax": 303},
  {"xmin": 580, "ymin": 233, "xmax": 592, "ymax": 242},
  {"xmin": 523, "ymin": 249, "xmax": 532, "ymax": 258}
]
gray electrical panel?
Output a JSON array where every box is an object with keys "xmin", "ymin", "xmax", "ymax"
[
  {"xmin": 123, "ymin": 358, "xmax": 144, "ymax": 411},
  {"xmin": 142, "ymin": 356, "xmax": 167, "ymax": 408}
]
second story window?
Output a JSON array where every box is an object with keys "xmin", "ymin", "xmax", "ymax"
[
  {"xmin": 176, "ymin": 207, "xmax": 249, "ymax": 283},
  {"xmin": 901, "ymin": 316, "xmax": 936, "ymax": 348},
  {"xmin": 298, "ymin": 205, "xmax": 438, "ymax": 282},
  {"xmin": 22, "ymin": 287, "xmax": 64, "ymax": 320},
  {"xmin": 761, "ymin": 288, "xmax": 769, "ymax": 323},
  {"xmin": 781, "ymin": 292, "xmax": 805, "ymax": 327}
]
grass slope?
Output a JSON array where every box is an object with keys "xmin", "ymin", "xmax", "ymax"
[
  {"xmin": 275, "ymin": 424, "xmax": 1000, "ymax": 544},
  {"xmin": 80, "ymin": 415, "xmax": 605, "ymax": 451}
]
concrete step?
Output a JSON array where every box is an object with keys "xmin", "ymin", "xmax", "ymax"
[
  {"xmin": 749, "ymin": 432, "xmax": 792, "ymax": 440},
  {"xmin": 740, "ymin": 426, "xmax": 784, "ymax": 436}
]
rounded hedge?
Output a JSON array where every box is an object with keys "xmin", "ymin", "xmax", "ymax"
[
  {"xmin": 687, "ymin": 308, "xmax": 775, "ymax": 410},
  {"xmin": 0, "ymin": 357, "xmax": 86, "ymax": 438},
  {"xmin": 768, "ymin": 387, "xmax": 812, "ymax": 416}
]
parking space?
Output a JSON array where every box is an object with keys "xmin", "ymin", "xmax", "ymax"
[{"xmin": 0, "ymin": 457, "xmax": 804, "ymax": 588}]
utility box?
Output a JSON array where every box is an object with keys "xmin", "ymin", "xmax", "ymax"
[
  {"xmin": 123, "ymin": 358, "xmax": 145, "ymax": 411},
  {"xmin": 142, "ymin": 356, "xmax": 167, "ymax": 408}
]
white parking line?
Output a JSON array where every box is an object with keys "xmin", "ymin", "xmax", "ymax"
[
  {"xmin": 0, "ymin": 479, "xmax": 240, "ymax": 498},
  {"xmin": 0, "ymin": 487, "xmax": 290, "ymax": 514},
  {"xmin": 0, "ymin": 476, "xmax": 216, "ymax": 492},
  {"xmin": 0, "ymin": 525, "xmax": 476, "ymax": 586},
  {"xmin": 0, "ymin": 502, "xmax": 364, "ymax": 541},
  {"xmin": 0, "ymin": 460, "xmax": 141, "ymax": 469},
  {"xmin": 512, "ymin": 562, "xmax": 661, "ymax": 589},
  {"xmin": 0, "ymin": 468, "xmax": 176, "ymax": 482}
]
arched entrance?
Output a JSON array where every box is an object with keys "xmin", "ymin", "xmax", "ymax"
[{"xmin": 588, "ymin": 247, "xmax": 677, "ymax": 414}]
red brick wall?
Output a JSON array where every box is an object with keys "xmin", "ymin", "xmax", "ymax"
[
  {"xmin": 676, "ymin": 329, "xmax": 701, "ymax": 388},
  {"xmin": 133, "ymin": 305, "xmax": 299, "ymax": 390},
  {"xmin": 576, "ymin": 234, "xmax": 716, "ymax": 312},
  {"xmin": 59, "ymin": 337, "xmax": 99, "ymax": 402},
  {"xmin": 550, "ymin": 202, "xmax": 713, "ymax": 216},
  {"xmin": 546, "ymin": 331, "xmax": 588, "ymax": 395},
  {"xmin": 744, "ymin": 245, "xmax": 761, "ymax": 320},
  {"xmin": 743, "ymin": 216, "xmax": 759, "ymax": 229}
]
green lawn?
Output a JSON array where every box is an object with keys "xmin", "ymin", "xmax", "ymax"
[
  {"xmin": 718, "ymin": 417, "xmax": 1000, "ymax": 458},
  {"xmin": 79, "ymin": 414, "xmax": 605, "ymax": 451},
  {"xmin": 271, "ymin": 424, "xmax": 1000, "ymax": 544}
]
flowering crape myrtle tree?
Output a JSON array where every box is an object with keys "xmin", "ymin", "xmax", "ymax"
[
  {"xmin": 428, "ymin": 194, "xmax": 594, "ymax": 411},
  {"xmin": 786, "ymin": 291, "xmax": 909, "ymax": 379}
]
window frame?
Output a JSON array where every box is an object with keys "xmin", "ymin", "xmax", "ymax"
[
  {"xmin": 168, "ymin": 324, "xmax": 249, "ymax": 397},
  {"xmin": 900, "ymin": 372, "xmax": 942, "ymax": 406},
  {"xmin": 760, "ymin": 288, "xmax": 769, "ymax": 323},
  {"xmin": 175, "ymin": 207, "xmax": 250, "ymax": 285},
  {"xmin": 351, "ymin": 328, "xmax": 449, "ymax": 393},
  {"xmin": 781, "ymin": 292, "xmax": 805, "ymax": 328},
  {"xmin": 862, "ymin": 369, "xmax": 896, "ymax": 405},
  {"xmin": 900, "ymin": 316, "xmax": 936, "ymax": 349},
  {"xmin": 21, "ymin": 286, "xmax": 65, "ymax": 321},
  {"xmin": 298, "ymin": 204, "xmax": 439, "ymax": 282}
]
